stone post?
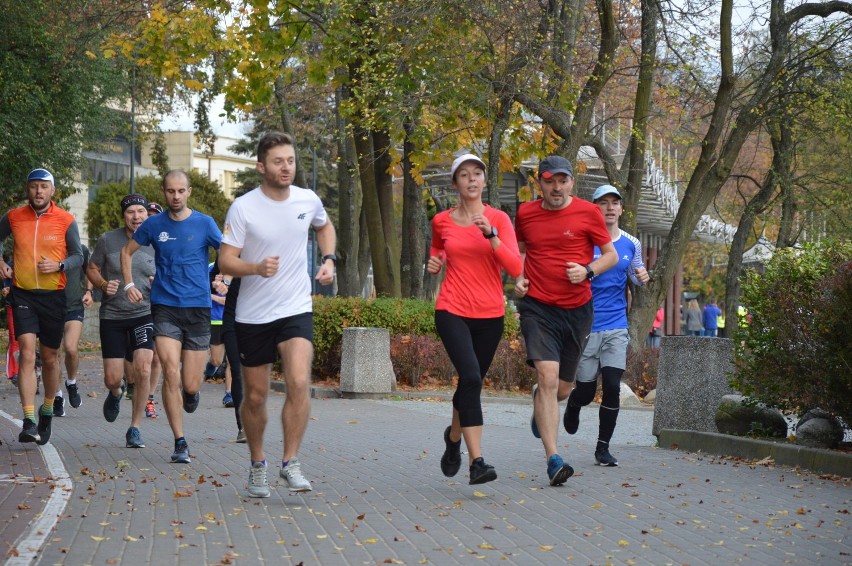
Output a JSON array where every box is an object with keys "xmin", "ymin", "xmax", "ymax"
[
  {"xmin": 339, "ymin": 327, "xmax": 396, "ymax": 399},
  {"xmin": 652, "ymin": 336, "xmax": 735, "ymax": 436}
]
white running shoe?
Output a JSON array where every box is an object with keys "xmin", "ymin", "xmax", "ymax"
[
  {"xmin": 248, "ymin": 462, "xmax": 271, "ymax": 498},
  {"xmin": 279, "ymin": 458, "xmax": 312, "ymax": 492}
]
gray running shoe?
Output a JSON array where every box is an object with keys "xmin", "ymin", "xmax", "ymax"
[
  {"xmin": 126, "ymin": 427, "xmax": 145, "ymax": 448},
  {"xmin": 103, "ymin": 391, "xmax": 121, "ymax": 422},
  {"xmin": 171, "ymin": 439, "xmax": 191, "ymax": 464},
  {"xmin": 279, "ymin": 458, "xmax": 312, "ymax": 492},
  {"xmin": 247, "ymin": 462, "xmax": 271, "ymax": 498},
  {"xmin": 236, "ymin": 429, "xmax": 246, "ymax": 443}
]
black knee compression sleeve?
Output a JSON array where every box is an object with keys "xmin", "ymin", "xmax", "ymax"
[{"xmin": 568, "ymin": 379, "xmax": 597, "ymax": 407}]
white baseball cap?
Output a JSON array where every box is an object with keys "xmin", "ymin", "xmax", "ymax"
[{"xmin": 450, "ymin": 154, "xmax": 486, "ymax": 180}]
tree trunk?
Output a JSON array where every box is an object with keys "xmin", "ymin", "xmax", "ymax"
[
  {"xmin": 334, "ymin": 81, "xmax": 363, "ymax": 297},
  {"xmin": 623, "ymin": 0, "xmax": 659, "ymax": 347},
  {"xmin": 353, "ymin": 127, "xmax": 399, "ymax": 297},
  {"xmin": 273, "ymin": 80, "xmax": 309, "ymax": 190},
  {"xmin": 401, "ymin": 117, "xmax": 427, "ymax": 298}
]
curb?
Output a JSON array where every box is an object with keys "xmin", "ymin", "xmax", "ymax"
[{"xmin": 658, "ymin": 429, "xmax": 852, "ymax": 478}]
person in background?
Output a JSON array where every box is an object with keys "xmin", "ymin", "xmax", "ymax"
[
  {"xmin": 684, "ymin": 300, "xmax": 703, "ymax": 336},
  {"xmin": 428, "ymin": 153, "xmax": 522, "ymax": 486},
  {"xmin": 3, "ymin": 260, "xmax": 19, "ymax": 385},
  {"xmin": 88, "ymin": 194, "xmax": 156, "ymax": 448},
  {"xmin": 206, "ymin": 262, "xmax": 233, "ymax": 407},
  {"xmin": 647, "ymin": 307, "xmax": 665, "ymax": 347},
  {"xmin": 53, "ymin": 244, "xmax": 91, "ymax": 416},
  {"xmin": 702, "ymin": 300, "xmax": 721, "ymax": 337},
  {"xmin": 210, "ymin": 257, "xmax": 244, "ymax": 442},
  {"xmin": 144, "ymin": 201, "xmax": 164, "ymax": 419}
]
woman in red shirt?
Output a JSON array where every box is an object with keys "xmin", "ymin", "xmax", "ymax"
[{"xmin": 428, "ymin": 154, "xmax": 522, "ymax": 485}]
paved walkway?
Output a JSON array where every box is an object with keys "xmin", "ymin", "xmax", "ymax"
[{"xmin": 1, "ymin": 354, "xmax": 850, "ymax": 565}]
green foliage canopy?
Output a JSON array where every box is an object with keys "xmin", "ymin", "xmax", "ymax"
[{"xmin": 733, "ymin": 241, "xmax": 852, "ymax": 427}]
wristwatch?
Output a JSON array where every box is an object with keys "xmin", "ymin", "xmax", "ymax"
[
  {"xmin": 321, "ymin": 254, "xmax": 338, "ymax": 264},
  {"xmin": 58, "ymin": 261, "xmax": 65, "ymax": 272},
  {"xmin": 484, "ymin": 228, "xmax": 498, "ymax": 239},
  {"xmin": 584, "ymin": 264, "xmax": 595, "ymax": 280}
]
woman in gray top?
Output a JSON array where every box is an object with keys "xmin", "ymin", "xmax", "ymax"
[{"xmin": 684, "ymin": 299, "xmax": 703, "ymax": 336}]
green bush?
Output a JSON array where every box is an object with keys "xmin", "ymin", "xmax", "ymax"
[
  {"xmin": 732, "ymin": 241, "xmax": 852, "ymax": 428},
  {"xmin": 312, "ymin": 296, "xmax": 523, "ymax": 388}
]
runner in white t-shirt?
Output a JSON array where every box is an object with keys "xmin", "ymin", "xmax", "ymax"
[{"xmin": 219, "ymin": 131, "xmax": 336, "ymax": 498}]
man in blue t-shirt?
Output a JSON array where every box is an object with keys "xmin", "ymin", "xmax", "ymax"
[
  {"xmin": 121, "ymin": 170, "xmax": 222, "ymax": 464},
  {"xmin": 531, "ymin": 185, "xmax": 649, "ymax": 467}
]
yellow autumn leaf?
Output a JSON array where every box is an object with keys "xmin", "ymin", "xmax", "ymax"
[
  {"xmin": 316, "ymin": 534, "xmax": 328, "ymax": 539},
  {"xmin": 196, "ymin": 526, "xmax": 207, "ymax": 531},
  {"xmin": 479, "ymin": 543, "xmax": 494, "ymax": 549},
  {"xmin": 124, "ymin": 536, "xmax": 138, "ymax": 542},
  {"xmin": 363, "ymin": 538, "xmax": 378, "ymax": 544},
  {"xmin": 183, "ymin": 79, "xmax": 205, "ymax": 91},
  {"xmin": 591, "ymin": 503, "xmax": 601, "ymax": 509},
  {"xmin": 618, "ymin": 539, "xmax": 629, "ymax": 547},
  {"xmin": 473, "ymin": 491, "xmax": 488, "ymax": 497},
  {"xmin": 539, "ymin": 545, "xmax": 553, "ymax": 551},
  {"xmin": 91, "ymin": 536, "xmax": 106, "ymax": 542}
]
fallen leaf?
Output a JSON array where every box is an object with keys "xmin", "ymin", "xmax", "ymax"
[
  {"xmin": 618, "ymin": 539, "xmax": 629, "ymax": 547},
  {"xmin": 364, "ymin": 538, "xmax": 378, "ymax": 544},
  {"xmin": 17, "ymin": 504, "xmax": 30, "ymax": 510},
  {"xmin": 473, "ymin": 491, "xmax": 488, "ymax": 497},
  {"xmin": 479, "ymin": 543, "xmax": 495, "ymax": 550},
  {"xmin": 91, "ymin": 536, "xmax": 106, "ymax": 542},
  {"xmin": 539, "ymin": 545, "xmax": 553, "ymax": 551}
]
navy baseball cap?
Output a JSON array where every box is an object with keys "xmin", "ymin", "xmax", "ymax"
[
  {"xmin": 27, "ymin": 168, "xmax": 54, "ymax": 185},
  {"xmin": 538, "ymin": 156, "xmax": 573, "ymax": 179}
]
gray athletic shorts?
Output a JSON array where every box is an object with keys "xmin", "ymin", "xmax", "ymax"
[{"xmin": 575, "ymin": 328, "xmax": 629, "ymax": 382}]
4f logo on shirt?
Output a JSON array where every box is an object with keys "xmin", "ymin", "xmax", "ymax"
[
  {"xmin": 297, "ymin": 212, "xmax": 307, "ymax": 220},
  {"xmin": 158, "ymin": 231, "xmax": 177, "ymax": 243}
]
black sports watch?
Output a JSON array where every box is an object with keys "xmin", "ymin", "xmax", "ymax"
[
  {"xmin": 584, "ymin": 264, "xmax": 595, "ymax": 280},
  {"xmin": 321, "ymin": 254, "xmax": 338, "ymax": 264},
  {"xmin": 484, "ymin": 227, "xmax": 498, "ymax": 239},
  {"xmin": 58, "ymin": 261, "xmax": 65, "ymax": 272}
]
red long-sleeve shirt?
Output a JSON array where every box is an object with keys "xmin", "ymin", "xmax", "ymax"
[{"xmin": 430, "ymin": 205, "xmax": 521, "ymax": 318}]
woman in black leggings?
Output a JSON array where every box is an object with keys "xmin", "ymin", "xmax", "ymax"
[
  {"xmin": 211, "ymin": 258, "xmax": 244, "ymax": 442},
  {"xmin": 428, "ymin": 154, "xmax": 521, "ymax": 485}
]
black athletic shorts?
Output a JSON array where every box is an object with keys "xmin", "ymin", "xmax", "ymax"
[
  {"xmin": 517, "ymin": 296, "xmax": 593, "ymax": 382},
  {"xmin": 100, "ymin": 315, "xmax": 154, "ymax": 359},
  {"xmin": 235, "ymin": 312, "xmax": 313, "ymax": 367},
  {"xmin": 11, "ymin": 288, "xmax": 66, "ymax": 349}
]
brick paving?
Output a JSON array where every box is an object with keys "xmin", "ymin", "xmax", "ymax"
[{"xmin": 1, "ymin": 353, "xmax": 850, "ymax": 565}]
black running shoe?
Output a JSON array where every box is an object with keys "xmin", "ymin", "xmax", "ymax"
[
  {"xmin": 182, "ymin": 390, "xmax": 200, "ymax": 413},
  {"xmin": 53, "ymin": 395, "xmax": 65, "ymax": 417},
  {"xmin": 469, "ymin": 457, "xmax": 497, "ymax": 485},
  {"xmin": 36, "ymin": 410, "xmax": 52, "ymax": 445},
  {"xmin": 66, "ymin": 381, "xmax": 82, "ymax": 408},
  {"xmin": 18, "ymin": 418, "xmax": 39, "ymax": 443},
  {"xmin": 594, "ymin": 447, "xmax": 619, "ymax": 467},
  {"xmin": 103, "ymin": 391, "xmax": 121, "ymax": 422},
  {"xmin": 563, "ymin": 400, "xmax": 581, "ymax": 435},
  {"xmin": 171, "ymin": 439, "xmax": 191, "ymax": 463},
  {"xmin": 440, "ymin": 426, "xmax": 462, "ymax": 477}
]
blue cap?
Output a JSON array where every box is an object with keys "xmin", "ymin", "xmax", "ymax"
[
  {"xmin": 27, "ymin": 168, "xmax": 54, "ymax": 185},
  {"xmin": 592, "ymin": 184, "xmax": 622, "ymax": 202}
]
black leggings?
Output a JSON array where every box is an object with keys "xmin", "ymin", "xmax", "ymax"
[
  {"xmin": 435, "ymin": 310, "xmax": 504, "ymax": 428},
  {"xmin": 222, "ymin": 326, "xmax": 243, "ymax": 430}
]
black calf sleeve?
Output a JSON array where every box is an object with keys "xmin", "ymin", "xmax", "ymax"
[
  {"xmin": 598, "ymin": 366, "xmax": 623, "ymax": 443},
  {"xmin": 568, "ymin": 379, "xmax": 597, "ymax": 407}
]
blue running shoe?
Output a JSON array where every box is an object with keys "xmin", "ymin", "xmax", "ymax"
[{"xmin": 547, "ymin": 454, "xmax": 574, "ymax": 486}]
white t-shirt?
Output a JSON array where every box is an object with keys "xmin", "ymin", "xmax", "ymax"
[{"xmin": 222, "ymin": 186, "xmax": 328, "ymax": 324}]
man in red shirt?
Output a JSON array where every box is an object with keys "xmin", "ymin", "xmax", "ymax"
[{"xmin": 514, "ymin": 156, "xmax": 618, "ymax": 486}]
